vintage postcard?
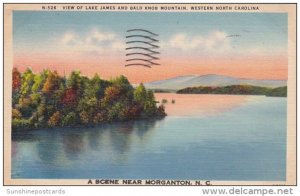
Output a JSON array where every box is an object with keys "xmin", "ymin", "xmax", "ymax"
[{"xmin": 3, "ymin": 3, "xmax": 296, "ymax": 186}]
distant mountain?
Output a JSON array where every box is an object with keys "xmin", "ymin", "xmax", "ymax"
[{"xmin": 143, "ymin": 74, "xmax": 287, "ymax": 90}]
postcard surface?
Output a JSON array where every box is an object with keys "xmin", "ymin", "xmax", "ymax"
[{"xmin": 3, "ymin": 3, "xmax": 296, "ymax": 185}]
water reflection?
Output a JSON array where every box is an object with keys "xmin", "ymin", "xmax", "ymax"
[
  {"xmin": 11, "ymin": 95, "xmax": 286, "ymax": 180},
  {"xmin": 87, "ymin": 128, "xmax": 103, "ymax": 150},
  {"xmin": 36, "ymin": 132, "xmax": 60, "ymax": 163},
  {"xmin": 155, "ymin": 93, "xmax": 250, "ymax": 116},
  {"xmin": 12, "ymin": 119, "xmax": 161, "ymax": 167},
  {"xmin": 62, "ymin": 132, "xmax": 85, "ymax": 160},
  {"xmin": 12, "ymin": 131, "xmax": 39, "ymax": 142}
]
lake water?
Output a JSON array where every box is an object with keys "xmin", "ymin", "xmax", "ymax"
[{"xmin": 12, "ymin": 94, "xmax": 287, "ymax": 181}]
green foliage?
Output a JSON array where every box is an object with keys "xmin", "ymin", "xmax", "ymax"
[
  {"xmin": 61, "ymin": 112, "xmax": 77, "ymax": 127},
  {"xmin": 12, "ymin": 108, "xmax": 22, "ymax": 119},
  {"xmin": 134, "ymin": 83, "xmax": 147, "ymax": 104},
  {"xmin": 162, "ymin": 99, "xmax": 168, "ymax": 104},
  {"xmin": 111, "ymin": 75, "xmax": 134, "ymax": 103},
  {"xmin": 157, "ymin": 104, "xmax": 167, "ymax": 117},
  {"xmin": 134, "ymin": 84, "xmax": 158, "ymax": 117},
  {"xmin": 12, "ymin": 119, "xmax": 31, "ymax": 129},
  {"xmin": 17, "ymin": 97, "xmax": 35, "ymax": 118},
  {"xmin": 67, "ymin": 71, "xmax": 84, "ymax": 90},
  {"xmin": 108, "ymin": 102, "xmax": 125, "ymax": 121},
  {"xmin": 11, "ymin": 69, "xmax": 166, "ymax": 130},
  {"xmin": 77, "ymin": 97, "xmax": 97, "ymax": 113},
  {"xmin": 266, "ymin": 86, "xmax": 287, "ymax": 97},
  {"xmin": 103, "ymin": 85, "xmax": 122, "ymax": 106},
  {"xmin": 177, "ymin": 85, "xmax": 287, "ymax": 97},
  {"xmin": 32, "ymin": 70, "xmax": 49, "ymax": 92},
  {"xmin": 30, "ymin": 93, "xmax": 41, "ymax": 106},
  {"xmin": 111, "ymin": 75, "xmax": 131, "ymax": 87},
  {"xmin": 20, "ymin": 68, "xmax": 35, "ymax": 97}
]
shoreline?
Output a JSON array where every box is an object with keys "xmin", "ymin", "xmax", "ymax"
[{"xmin": 12, "ymin": 115, "xmax": 166, "ymax": 132}]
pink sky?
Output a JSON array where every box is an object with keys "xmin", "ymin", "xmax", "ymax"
[{"xmin": 14, "ymin": 52, "xmax": 287, "ymax": 84}]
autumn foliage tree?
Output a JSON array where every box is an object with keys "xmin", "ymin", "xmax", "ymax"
[
  {"xmin": 11, "ymin": 68, "xmax": 166, "ymax": 130},
  {"xmin": 12, "ymin": 68, "xmax": 22, "ymax": 106},
  {"xmin": 12, "ymin": 68, "xmax": 21, "ymax": 91}
]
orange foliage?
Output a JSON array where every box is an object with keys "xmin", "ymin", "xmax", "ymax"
[{"xmin": 48, "ymin": 111, "xmax": 61, "ymax": 127}]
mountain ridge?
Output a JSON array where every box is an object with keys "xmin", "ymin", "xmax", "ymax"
[{"xmin": 143, "ymin": 74, "xmax": 287, "ymax": 90}]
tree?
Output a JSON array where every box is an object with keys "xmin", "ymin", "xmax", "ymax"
[
  {"xmin": 128, "ymin": 104, "xmax": 142, "ymax": 119},
  {"xmin": 93, "ymin": 111, "xmax": 107, "ymax": 124},
  {"xmin": 84, "ymin": 74, "xmax": 108, "ymax": 99},
  {"xmin": 157, "ymin": 104, "xmax": 167, "ymax": 117},
  {"xmin": 12, "ymin": 108, "xmax": 22, "ymax": 119},
  {"xmin": 67, "ymin": 71, "xmax": 85, "ymax": 92},
  {"xmin": 17, "ymin": 68, "xmax": 35, "ymax": 118},
  {"xmin": 77, "ymin": 96, "xmax": 98, "ymax": 124},
  {"xmin": 103, "ymin": 85, "xmax": 122, "ymax": 106},
  {"xmin": 62, "ymin": 87, "xmax": 78, "ymax": 108},
  {"xmin": 32, "ymin": 70, "xmax": 49, "ymax": 92},
  {"xmin": 77, "ymin": 97, "xmax": 97, "ymax": 115},
  {"xmin": 11, "ymin": 69, "xmax": 166, "ymax": 130},
  {"xmin": 61, "ymin": 112, "xmax": 77, "ymax": 126},
  {"xmin": 20, "ymin": 68, "xmax": 35, "ymax": 97},
  {"xmin": 42, "ymin": 70, "xmax": 63, "ymax": 109},
  {"xmin": 12, "ymin": 68, "xmax": 22, "ymax": 106},
  {"xmin": 42, "ymin": 71, "xmax": 61, "ymax": 93},
  {"xmin": 17, "ymin": 97, "xmax": 35, "ymax": 118},
  {"xmin": 134, "ymin": 83, "xmax": 147, "ymax": 104},
  {"xmin": 36, "ymin": 102, "xmax": 47, "ymax": 125},
  {"xmin": 107, "ymin": 102, "xmax": 124, "ymax": 121},
  {"xmin": 79, "ymin": 111, "xmax": 90, "ymax": 124},
  {"xmin": 111, "ymin": 75, "xmax": 131, "ymax": 87},
  {"xmin": 12, "ymin": 68, "xmax": 21, "ymax": 91},
  {"xmin": 111, "ymin": 75, "xmax": 134, "ymax": 104},
  {"xmin": 134, "ymin": 84, "xmax": 157, "ymax": 117},
  {"xmin": 48, "ymin": 111, "xmax": 61, "ymax": 127},
  {"xmin": 143, "ymin": 90, "xmax": 157, "ymax": 116}
]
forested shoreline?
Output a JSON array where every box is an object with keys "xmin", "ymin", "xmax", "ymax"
[
  {"xmin": 176, "ymin": 85, "xmax": 287, "ymax": 97},
  {"xmin": 12, "ymin": 68, "xmax": 166, "ymax": 130}
]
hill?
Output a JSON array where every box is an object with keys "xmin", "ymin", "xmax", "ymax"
[
  {"xmin": 144, "ymin": 74, "xmax": 287, "ymax": 90},
  {"xmin": 176, "ymin": 85, "xmax": 287, "ymax": 97}
]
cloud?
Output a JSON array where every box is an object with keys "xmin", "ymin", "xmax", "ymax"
[
  {"xmin": 61, "ymin": 32, "xmax": 77, "ymax": 45},
  {"xmin": 167, "ymin": 31, "xmax": 230, "ymax": 53},
  {"xmin": 85, "ymin": 29, "xmax": 117, "ymax": 47},
  {"xmin": 60, "ymin": 28, "xmax": 124, "ymax": 55}
]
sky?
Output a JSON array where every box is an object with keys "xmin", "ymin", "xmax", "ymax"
[{"xmin": 13, "ymin": 11, "xmax": 288, "ymax": 83}]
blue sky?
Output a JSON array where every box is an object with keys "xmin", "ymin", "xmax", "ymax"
[
  {"xmin": 13, "ymin": 11, "xmax": 287, "ymax": 52},
  {"xmin": 13, "ymin": 11, "xmax": 288, "ymax": 82}
]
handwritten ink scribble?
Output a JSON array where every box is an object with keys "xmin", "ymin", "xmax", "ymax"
[{"xmin": 125, "ymin": 29, "xmax": 160, "ymax": 68}]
